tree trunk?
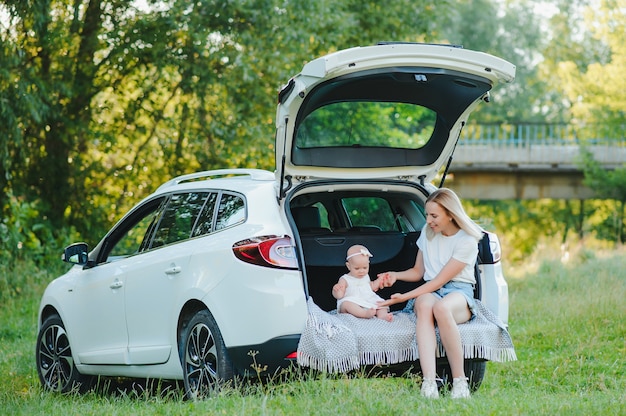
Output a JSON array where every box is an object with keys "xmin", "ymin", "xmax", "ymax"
[
  {"xmin": 37, "ymin": 0, "xmax": 103, "ymax": 227},
  {"xmin": 578, "ymin": 199, "xmax": 585, "ymax": 240},
  {"xmin": 617, "ymin": 200, "xmax": 626, "ymax": 246}
]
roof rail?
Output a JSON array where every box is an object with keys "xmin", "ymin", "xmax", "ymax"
[{"xmin": 156, "ymin": 169, "xmax": 274, "ymax": 191}]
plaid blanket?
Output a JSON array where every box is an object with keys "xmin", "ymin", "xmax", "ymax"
[{"xmin": 297, "ymin": 297, "xmax": 517, "ymax": 373}]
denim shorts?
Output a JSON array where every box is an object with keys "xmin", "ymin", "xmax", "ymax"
[{"xmin": 402, "ymin": 280, "xmax": 476, "ymax": 318}]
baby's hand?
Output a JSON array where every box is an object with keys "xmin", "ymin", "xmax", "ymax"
[
  {"xmin": 332, "ymin": 282, "xmax": 346, "ymax": 299},
  {"xmin": 372, "ymin": 276, "xmax": 385, "ymax": 291},
  {"xmin": 377, "ymin": 272, "xmax": 396, "ymax": 287}
]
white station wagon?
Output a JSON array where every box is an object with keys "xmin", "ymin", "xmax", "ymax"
[{"xmin": 37, "ymin": 43, "xmax": 516, "ymax": 399}]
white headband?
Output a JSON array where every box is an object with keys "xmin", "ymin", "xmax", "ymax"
[{"xmin": 346, "ymin": 248, "xmax": 373, "ymax": 260}]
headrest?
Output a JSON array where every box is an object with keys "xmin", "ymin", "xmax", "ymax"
[{"xmin": 293, "ymin": 206, "xmax": 322, "ymax": 229}]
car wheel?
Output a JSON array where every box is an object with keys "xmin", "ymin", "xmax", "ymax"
[
  {"xmin": 179, "ymin": 309, "xmax": 234, "ymax": 400},
  {"xmin": 36, "ymin": 314, "xmax": 92, "ymax": 393},
  {"xmin": 437, "ymin": 359, "xmax": 486, "ymax": 392}
]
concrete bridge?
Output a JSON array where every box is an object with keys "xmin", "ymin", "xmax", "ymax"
[{"xmin": 447, "ymin": 123, "xmax": 626, "ymax": 200}]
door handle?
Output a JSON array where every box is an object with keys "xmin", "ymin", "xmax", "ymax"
[
  {"xmin": 110, "ymin": 279, "xmax": 123, "ymax": 289},
  {"xmin": 165, "ymin": 266, "xmax": 182, "ymax": 275}
]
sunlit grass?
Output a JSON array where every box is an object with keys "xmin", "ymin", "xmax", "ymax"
[{"xmin": 1, "ymin": 248, "xmax": 625, "ymax": 414}]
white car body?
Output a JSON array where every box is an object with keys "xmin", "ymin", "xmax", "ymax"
[{"xmin": 37, "ymin": 43, "xmax": 515, "ymax": 398}]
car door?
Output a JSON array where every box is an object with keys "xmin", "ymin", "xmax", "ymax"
[
  {"xmin": 66, "ymin": 262, "xmax": 129, "ymax": 365},
  {"xmin": 68, "ymin": 197, "xmax": 166, "ymax": 365},
  {"xmin": 124, "ymin": 191, "xmax": 215, "ymax": 365}
]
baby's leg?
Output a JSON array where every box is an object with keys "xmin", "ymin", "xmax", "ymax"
[
  {"xmin": 376, "ymin": 307, "xmax": 393, "ymax": 322},
  {"xmin": 340, "ymin": 301, "xmax": 377, "ymax": 318}
]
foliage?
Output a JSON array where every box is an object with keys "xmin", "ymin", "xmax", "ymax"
[
  {"xmin": 552, "ymin": 0, "xmax": 626, "ymax": 128},
  {"xmin": 540, "ymin": 0, "xmax": 626, "ymax": 244},
  {"xmin": 579, "ymin": 149, "xmax": 626, "ymax": 203},
  {"xmin": 465, "ymin": 197, "xmax": 625, "ymax": 266},
  {"xmin": 438, "ymin": 0, "xmax": 561, "ymax": 123},
  {"xmin": 465, "ymin": 199, "xmax": 586, "ymax": 263},
  {"xmin": 0, "ymin": 192, "xmax": 81, "ymax": 301},
  {"xmin": 297, "ymin": 102, "xmax": 436, "ymax": 148},
  {"xmin": 1, "ymin": 0, "xmax": 625, "ymax": 265},
  {"xmin": 0, "ymin": 192, "xmax": 74, "ymax": 265},
  {"xmin": 0, "ymin": 0, "xmax": 448, "ymax": 246},
  {"xmin": 578, "ymin": 148, "xmax": 626, "ymax": 243}
]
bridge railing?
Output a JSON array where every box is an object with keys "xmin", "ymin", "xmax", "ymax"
[
  {"xmin": 454, "ymin": 123, "xmax": 626, "ymax": 169},
  {"xmin": 458, "ymin": 123, "xmax": 625, "ymax": 146}
]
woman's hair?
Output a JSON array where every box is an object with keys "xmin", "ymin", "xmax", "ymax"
[{"xmin": 425, "ymin": 188, "xmax": 483, "ymax": 241}]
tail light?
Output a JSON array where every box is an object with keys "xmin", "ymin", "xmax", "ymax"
[
  {"xmin": 488, "ymin": 232, "xmax": 502, "ymax": 263},
  {"xmin": 232, "ymin": 235, "xmax": 298, "ymax": 269}
]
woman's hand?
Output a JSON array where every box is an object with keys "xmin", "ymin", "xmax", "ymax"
[{"xmin": 377, "ymin": 292, "xmax": 407, "ymax": 308}]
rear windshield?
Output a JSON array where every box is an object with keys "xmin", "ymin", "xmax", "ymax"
[{"xmin": 295, "ymin": 101, "xmax": 436, "ymax": 150}]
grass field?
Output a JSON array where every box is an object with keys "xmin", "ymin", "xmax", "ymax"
[{"xmin": 1, "ymin": 247, "xmax": 624, "ymax": 415}]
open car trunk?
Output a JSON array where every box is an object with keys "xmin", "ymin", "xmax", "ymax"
[
  {"xmin": 288, "ymin": 187, "xmax": 483, "ymax": 312},
  {"xmin": 298, "ymin": 226, "xmax": 422, "ymax": 312}
]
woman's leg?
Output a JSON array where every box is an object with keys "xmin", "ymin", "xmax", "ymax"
[
  {"xmin": 432, "ymin": 292, "xmax": 471, "ymax": 379},
  {"xmin": 414, "ymin": 294, "xmax": 438, "ymax": 379}
]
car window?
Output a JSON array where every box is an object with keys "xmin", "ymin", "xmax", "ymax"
[
  {"xmin": 191, "ymin": 192, "xmax": 218, "ymax": 237},
  {"xmin": 312, "ymin": 202, "xmax": 330, "ymax": 228},
  {"xmin": 296, "ymin": 101, "xmax": 436, "ymax": 150},
  {"xmin": 215, "ymin": 193, "xmax": 245, "ymax": 230},
  {"xmin": 151, "ymin": 192, "xmax": 209, "ymax": 248},
  {"xmin": 394, "ymin": 200, "xmax": 426, "ymax": 233},
  {"xmin": 342, "ymin": 197, "xmax": 397, "ymax": 231},
  {"xmin": 106, "ymin": 197, "xmax": 166, "ymax": 261}
]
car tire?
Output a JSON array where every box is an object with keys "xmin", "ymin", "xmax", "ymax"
[
  {"xmin": 179, "ymin": 309, "xmax": 234, "ymax": 400},
  {"xmin": 437, "ymin": 359, "xmax": 486, "ymax": 392},
  {"xmin": 36, "ymin": 314, "xmax": 93, "ymax": 393}
]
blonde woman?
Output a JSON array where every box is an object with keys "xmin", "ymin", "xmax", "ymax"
[{"xmin": 378, "ymin": 188, "xmax": 482, "ymax": 399}]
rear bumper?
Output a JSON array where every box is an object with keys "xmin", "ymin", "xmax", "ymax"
[{"xmin": 228, "ymin": 334, "xmax": 301, "ymax": 377}]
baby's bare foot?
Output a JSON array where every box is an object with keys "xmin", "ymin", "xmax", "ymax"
[{"xmin": 377, "ymin": 310, "xmax": 393, "ymax": 322}]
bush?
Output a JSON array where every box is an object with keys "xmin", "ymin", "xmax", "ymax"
[{"xmin": 0, "ymin": 193, "xmax": 77, "ymax": 301}]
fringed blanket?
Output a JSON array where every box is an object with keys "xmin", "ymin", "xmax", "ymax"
[{"xmin": 297, "ymin": 297, "xmax": 516, "ymax": 373}]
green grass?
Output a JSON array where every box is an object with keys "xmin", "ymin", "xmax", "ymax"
[{"xmin": 1, "ymin": 251, "xmax": 625, "ymax": 415}]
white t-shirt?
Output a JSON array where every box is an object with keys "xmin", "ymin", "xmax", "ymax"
[{"xmin": 417, "ymin": 226, "xmax": 478, "ymax": 284}]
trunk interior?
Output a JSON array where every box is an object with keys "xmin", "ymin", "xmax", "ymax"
[
  {"xmin": 289, "ymin": 191, "xmax": 484, "ymax": 312},
  {"xmin": 295, "ymin": 225, "xmax": 424, "ymax": 312},
  {"xmin": 289, "ymin": 189, "xmax": 427, "ymax": 312}
]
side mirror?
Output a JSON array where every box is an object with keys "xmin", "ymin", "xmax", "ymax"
[{"xmin": 62, "ymin": 242, "xmax": 89, "ymax": 265}]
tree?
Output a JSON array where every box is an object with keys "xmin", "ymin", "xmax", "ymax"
[
  {"xmin": 551, "ymin": 0, "xmax": 626, "ymax": 243},
  {"xmin": 553, "ymin": 0, "xmax": 625, "ymax": 131},
  {"xmin": 0, "ymin": 0, "xmax": 449, "ymax": 244},
  {"xmin": 579, "ymin": 148, "xmax": 626, "ymax": 243},
  {"xmin": 438, "ymin": 0, "xmax": 562, "ymax": 123}
]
